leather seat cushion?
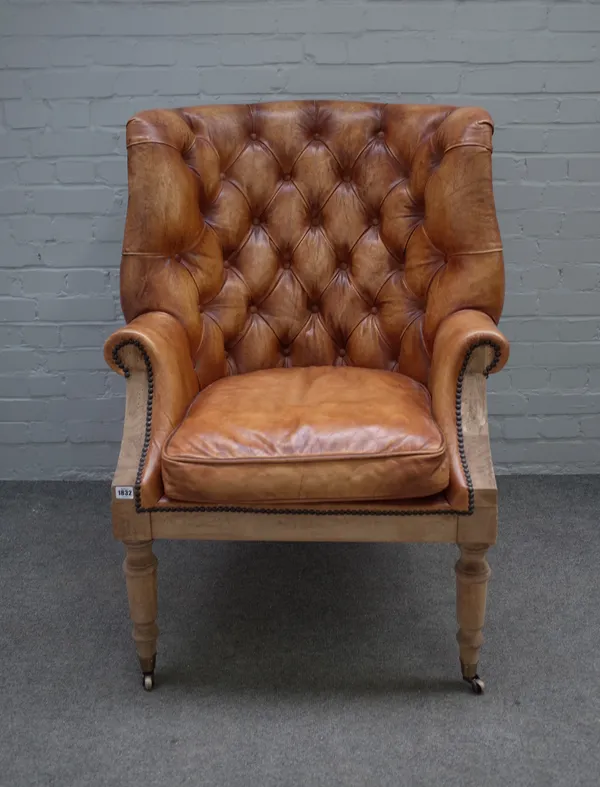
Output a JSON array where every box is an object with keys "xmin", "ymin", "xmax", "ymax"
[{"xmin": 162, "ymin": 366, "xmax": 449, "ymax": 504}]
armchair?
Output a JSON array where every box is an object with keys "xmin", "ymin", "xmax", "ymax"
[{"xmin": 105, "ymin": 101, "xmax": 508, "ymax": 693}]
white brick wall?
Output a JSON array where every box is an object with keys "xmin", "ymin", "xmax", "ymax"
[{"xmin": 1, "ymin": 0, "xmax": 599, "ymax": 478}]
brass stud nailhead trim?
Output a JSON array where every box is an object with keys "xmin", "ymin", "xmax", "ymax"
[{"xmin": 112, "ymin": 338, "xmax": 501, "ymax": 517}]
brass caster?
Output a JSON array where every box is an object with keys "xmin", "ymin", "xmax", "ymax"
[
  {"xmin": 142, "ymin": 672, "xmax": 154, "ymax": 691},
  {"xmin": 464, "ymin": 675, "xmax": 485, "ymax": 695}
]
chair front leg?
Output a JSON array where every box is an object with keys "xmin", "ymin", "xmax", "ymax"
[
  {"xmin": 123, "ymin": 539, "xmax": 159, "ymax": 691},
  {"xmin": 455, "ymin": 543, "xmax": 491, "ymax": 694}
]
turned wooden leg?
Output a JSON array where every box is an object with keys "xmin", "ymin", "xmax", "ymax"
[
  {"xmin": 455, "ymin": 543, "xmax": 491, "ymax": 694},
  {"xmin": 123, "ymin": 540, "xmax": 158, "ymax": 690}
]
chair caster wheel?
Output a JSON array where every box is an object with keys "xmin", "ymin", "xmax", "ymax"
[
  {"xmin": 465, "ymin": 675, "xmax": 485, "ymax": 695},
  {"xmin": 142, "ymin": 673, "xmax": 154, "ymax": 691}
]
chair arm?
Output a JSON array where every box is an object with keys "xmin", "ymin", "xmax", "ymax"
[
  {"xmin": 428, "ymin": 310, "xmax": 509, "ymax": 512},
  {"xmin": 104, "ymin": 311, "xmax": 199, "ymax": 508}
]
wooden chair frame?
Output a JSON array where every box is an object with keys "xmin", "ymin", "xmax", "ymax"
[{"xmin": 111, "ymin": 340, "xmax": 498, "ymax": 695}]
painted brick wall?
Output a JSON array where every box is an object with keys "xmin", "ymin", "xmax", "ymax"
[{"xmin": 1, "ymin": 0, "xmax": 599, "ymax": 479}]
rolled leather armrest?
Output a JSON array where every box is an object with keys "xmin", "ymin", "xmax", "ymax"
[
  {"xmin": 428, "ymin": 309, "xmax": 509, "ymax": 510},
  {"xmin": 104, "ymin": 311, "xmax": 199, "ymax": 507}
]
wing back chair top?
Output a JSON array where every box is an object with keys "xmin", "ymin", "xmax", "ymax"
[{"xmin": 105, "ymin": 100, "xmax": 509, "ymax": 693}]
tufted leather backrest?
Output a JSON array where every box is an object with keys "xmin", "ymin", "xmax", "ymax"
[{"xmin": 121, "ymin": 101, "xmax": 504, "ymax": 388}]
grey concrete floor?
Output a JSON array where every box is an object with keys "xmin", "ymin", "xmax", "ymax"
[{"xmin": 1, "ymin": 477, "xmax": 599, "ymax": 786}]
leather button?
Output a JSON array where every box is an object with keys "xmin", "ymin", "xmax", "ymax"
[
  {"xmin": 371, "ymin": 306, "xmax": 378, "ymax": 314},
  {"xmin": 283, "ymin": 262, "xmax": 291, "ymax": 270},
  {"xmin": 339, "ymin": 262, "xmax": 348, "ymax": 271},
  {"xmin": 313, "ymin": 132, "xmax": 320, "ymax": 140},
  {"xmin": 343, "ymin": 174, "xmax": 351, "ymax": 183},
  {"xmin": 250, "ymin": 132, "xmax": 257, "ymax": 140},
  {"xmin": 250, "ymin": 305, "xmax": 258, "ymax": 314},
  {"xmin": 219, "ymin": 172, "xmax": 226, "ymax": 180},
  {"xmin": 377, "ymin": 130, "xmax": 385, "ymax": 138},
  {"xmin": 311, "ymin": 215, "xmax": 320, "ymax": 227},
  {"xmin": 311, "ymin": 304, "xmax": 319, "ymax": 314},
  {"xmin": 252, "ymin": 217, "xmax": 261, "ymax": 226},
  {"xmin": 371, "ymin": 217, "xmax": 380, "ymax": 226},
  {"xmin": 339, "ymin": 348, "xmax": 346, "ymax": 357},
  {"xmin": 282, "ymin": 346, "xmax": 291, "ymax": 356},
  {"xmin": 283, "ymin": 173, "xmax": 291, "ymax": 181},
  {"xmin": 223, "ymin": 259, "xmax": 230, "ymax": 268}
]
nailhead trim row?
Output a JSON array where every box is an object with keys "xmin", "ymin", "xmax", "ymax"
[{"xmin": 111, "ymin": 338, "xmax": 501, "ymax": 518}]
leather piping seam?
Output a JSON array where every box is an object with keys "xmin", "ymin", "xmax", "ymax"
[{"xmin": 111, "ymin": 338, "xmax": 501, "ymax": 517}]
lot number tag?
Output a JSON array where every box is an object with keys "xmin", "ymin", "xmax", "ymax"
[{"xmin": 115, "ymin": 486, "xmax": 134, "ymax": 500}]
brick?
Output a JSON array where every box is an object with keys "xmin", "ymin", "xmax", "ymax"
[
  {"xmin": 534, "ymin": 342, "xmax": 600, "ymax": 367},
  {"xmin": 557, "ymin": 320, "xmax": 600, "ymax": 342},
  {"xmin": 279, "ymin": 4, "xmax": 366, "ymax": 33},
  {"xmin": 538, "ymin": 239, "xmax": 599, "ymax": 264},
  {"xmin": 568, "ymin": 157, "xmax": 600, "ymax": 182},
  {"xmin": 17, "ymin": 161, "xmax": 55, "ymax": 185},
  {"xmin": 547, "ymin": 128, "xmax": 600, "ymax": 153},
  {"xmin": 51, "ymin": 102, "xmax": 91, "ymax": 129},
  {"xmin": 509, "ymin": 368, "xmax": 550, "ymax": 390},
  {"xmin": 4, "ymin": 101, "xmax": 50, "ymax": 129},
  {"xmin": 558, "ymin": 98, "xmax": 600, "ymax": 124},
  {"xmin": 200, "ymin": 67, "xmax": 286, "ymax": 94},
  {"xmin": 455, "ymin": 2, "xmax": 547, "ymax": 31},
  {"xmin": 461, "ymin": 66, "xmax": 545, "ymax": 94},
  {"xmin": 56, "ymin": 160, "xmax": 96, "ymax": 184},
  {"xmin": 0, "ymin": 271, "xmax": 22, "ymax": 296},
  {"xmin": 539, "ymin": 290, "xmax": 599, "ymax": 317},
  {"xmin": 60, "ymin": 324, "xmax": 117, "ymax": 348},
  {"xmin": 0, "ymin": 161, "xmax": 18, "ymax": 186},
  {"xmin": 0, "ymin": 190, "xmax": 28, "ymax": 215},
  {"xmin": 31, "ymin": 130, "xmax": 120, "ymax": 158},
  {"xmin": 549, "ymin": 5, "xmax": 600, "ymax": 32},
  {"xmin": 542, "ymin": 184, "xmax": 600, "ymax": 210},
  {"xmin": 558, "ymin": 212, "xmax": 600, "ymax": 239},
  {"xmin": 67, "ymin": 270, "xmax": 108, "ymax": 294},
  {"xmin": 503, "ymin": 417, "xmax": 541, "ymax": 440},
  {"xmin": 26, "ymin": 71, "xmax": 116, "ymax": 99},
  {"xmin": 64, "ymin": 372, "xmax": 107, "ymax": 398},
  {"xmin": 0, "ymin": 298, "xmax": 36, "ymax": 322},
  {"xmin": 487, "ymin": 393, "xmax": 528, "ymax": 415},
  {"xmin": 28, "ymin": 374, "xmax": 66, "ymax": 397},
  {"xmin": 502, "ymin": 319, "xmax": 559, "ymax": 342},
  {"xmin": 561, "ymin": 265, "xmax": 600, "ymax": 291},
  {"xmin": 21, "ymin": 270, "xmax": 67, "ymax": 294},
  {"xmin": 221, "ymin": 36, "xmax": 302, "ymax": 65},
  {"xmin": 21, "ymin": 326, "xmax": 60, "ymax": 348},
  {"xmin": 549, "ymin": 369, "xmax": 588, "ymax": 390},
  {"xmin": 494, "ymin": 127, "xmax": 546, "ymax": 154},
  {"xmin": 580, "ymin": 416, "xmax": 600, "ymax": 438},
  {"xmin": 0, "ymin": 71, "xmax": 24, "ymax": 99},
  {"xmin": 0, "ymin": 423, "xmax": 29, "ymax": 444},
  {"xmin": 114, "ymin": 69, "xmax": 200, "ymax": 96},
  {"xmin": 41, "ymin": 241, "xmax": 122, "ymax": 268},
  {"xmin": 0, "ymin": 373, "xmax": 28, "ymax": 398},
  {"xmin": 546, "ymin": 65, "xmax": 600, "ymax": 94},
  {"xmin": 37, "ymin": 296, "xmax": 115, "ymax": 322},
  {"xmin": 33, "ymin": 188, "xmax": 115, "ymax": 215},
  {"xmin": 0, "ymin": 131, "xmax": 30, "ymax": 159},
  {"xmin": 525, "ymin": 156, "xmax": 568, "ymax": 181},
  {"xmin": 67, "ymin": 421, "xmax": 123, "ymax": 443},
  {"xmin": 29, "ymin": 422, "xmax": 67, "ymax": 443},
  {"xmin": 521, "ymin": 267, "xmax": 561, "ymax": 291},
  {"xmin": 45, "ymin": 350, "xmax": 107, "ymax": 371},
  {"xmin": 305, "ymin": 35, "xmax": 348, "ymax": 64}
]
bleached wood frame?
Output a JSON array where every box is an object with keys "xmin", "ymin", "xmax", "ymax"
[{"xmin": 113, "ymin": 342, "xmax": 498, "ymax": 692}]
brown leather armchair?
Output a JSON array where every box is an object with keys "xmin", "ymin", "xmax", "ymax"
[{"xmin": 105, "ymin": 101, "xmax": 509, "ymax": 694}]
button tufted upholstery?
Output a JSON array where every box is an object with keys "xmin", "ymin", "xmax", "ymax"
[
  {"xmin": 108, "ymin": 100, "xmax": 508, "ymax": 508},
  {"xmin": 121, "ymin": 101, "xmax": 504, "ymax": 389}
]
